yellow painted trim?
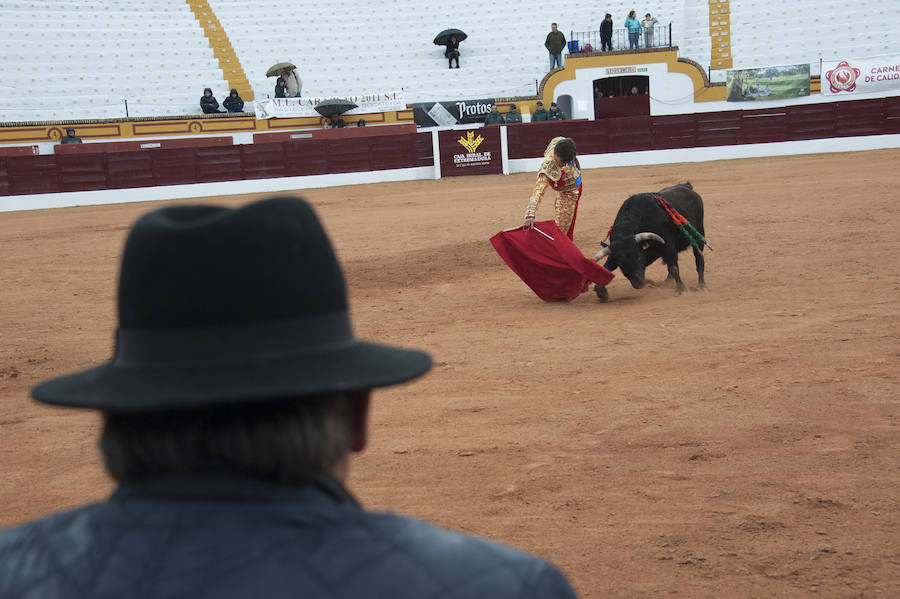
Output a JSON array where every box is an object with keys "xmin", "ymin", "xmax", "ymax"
[
  {"xmin": 0, "ymin": 111, "xmax": 415, "ymax": 145},
  {"xmin": 708, "ymin": 1, "xmax": 732, "ymax": 71},
  {"xmin": 185, "ymin": 0, "xmax": 255, "ymax": 101},
  {"xmin": 537, "ymin": 50, "xmax": 727, "ymax": 105}
]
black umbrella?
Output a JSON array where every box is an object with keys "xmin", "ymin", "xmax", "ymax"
[
  {"xmin": 433, "ymin": 29, "xmax": 467, "ymax": 46},
  {"xmin": 314, "ymin": 98, "xmax": 358, "ymax": 118}
]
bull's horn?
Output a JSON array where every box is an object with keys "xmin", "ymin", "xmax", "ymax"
[
  {"xmin": 634, "ymin": 232, "xmax": 665, "ymax": 244},
  {"xmin": 593, "ymin": 247, "xmax": 612, "ymax": 261}
]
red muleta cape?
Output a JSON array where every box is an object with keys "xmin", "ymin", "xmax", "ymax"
[{"xmin": 490, "ymin": 220, "xmax": 614, "ymax": 302}]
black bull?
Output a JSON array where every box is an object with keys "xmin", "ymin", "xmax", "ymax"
[{"xmin": 593, "ymin": 182, "xmax": 707, "ymax": 301}]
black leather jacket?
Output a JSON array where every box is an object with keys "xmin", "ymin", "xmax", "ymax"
[{"xmin": 0, "ymin": 474, "xmax": 578, "ymax": 599}]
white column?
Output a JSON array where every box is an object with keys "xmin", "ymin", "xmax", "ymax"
[
  {"xmin": 499, "ymin": 125, "xmax": 509, "ymax": 175},
  {"xmin": 431, "ymin": 130, "xmax": 441, "ymax": 180}
]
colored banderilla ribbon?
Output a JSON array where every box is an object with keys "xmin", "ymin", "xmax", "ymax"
[{"xmin": 652, "ymin": 195, "xmax": 713, "ymax": 251}]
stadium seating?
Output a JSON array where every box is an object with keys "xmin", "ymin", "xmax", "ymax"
[{"xmin": 1, "ymin": 0, "xmax": 899, "ymax": 122}]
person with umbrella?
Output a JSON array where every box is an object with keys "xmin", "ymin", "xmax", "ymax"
[
  {"xmin": 523, "ymin": 137, "xmax": 582, "ymax": 240},
  {"xmin": 267, "ymin": 62, "xmax": 302, "ymax": 97},
  {"xmin": 445, "ymin": 35, "xmax": 460, "ymax": 68},
  {"xmin": 434, "ymin": 29, "xmax": 465, "ymax": 69}
]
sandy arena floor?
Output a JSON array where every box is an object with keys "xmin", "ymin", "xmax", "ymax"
[{"xmin": 1, "ymin": 149, "xmax": 898, "ymax": 598}]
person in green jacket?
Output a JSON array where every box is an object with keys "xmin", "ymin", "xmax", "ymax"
[
  {"xmin": 548, "ymin": 102, "xmax": 566, "ymax": 120},
  {"xmin": 545, "ymin": 23, "xmax": 566, "ymax": 70},
  {"xmin": 483, "ymin": 105, "xmax": 505, "ymax": 125},
  {"xmin": 531, "ymin": 101, "xmax": 550, "ymax": 122},
  {"xmin": 505, "ymin": 103, "xmax": 522, "ymax": 123},
  {"xmin": 625, "ymin": 10, "xmax": 642, "ymax": 50}
]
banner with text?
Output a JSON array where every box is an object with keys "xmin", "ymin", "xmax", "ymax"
[
  {"xmin": 439, "ymin": 127, "xmax": 502, "ymax": 177},
  {"xmin": 822, "ymin": 54, "xmax": 900, "ymax": 95},
  {"xmin": 412, "ymin": 98, "xmax": 496, "ymax": 127},
  {"xmin": 255, "ymin": 92, "xmax": 406, "ymax": 119}
]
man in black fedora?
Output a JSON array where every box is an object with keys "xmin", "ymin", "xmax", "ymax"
[{"xmin": 0, "ymin": 196, "xmax": 578, "ymax": 598}]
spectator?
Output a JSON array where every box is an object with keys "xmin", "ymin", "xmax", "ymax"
[
  {"xmin": 200, "ymin": 88, "xmax": 223, "ymax": 114},
  {"xmin": 642, "ymin": 13, "xmax": 659, "ymax": 47},
  {"xmin": 357, "ymin": 119, "xmax": 366, "ymax": 127},
  {"xmin": 0, "ymin": 196, "xmax": 579, "ymax": 599},
  {"xmin": 625, "ymin": 11, "xmax": 642, "ymax": 50},
  {"xmin": 549, "ymin": 102, "xmax": 566, "ymax": 120},
  {"xmin": 505, "ymin": 103, "xmax": 523, "ymax": 123},
  {"xmin": 274, "ymin": 77, "xmax": 288, "ymax": 98},
  {"xmin": 545, "ymin": 23, "xmax": 566, "ymax": 70},
  {"xmin": 600, "ymin": 13, "xmax": 614, "ymax": 52},
  {"xmin": 281, "ymin": 66, "xmax": 302, "ymax": 97},
  {"xmin": 329, "ymin": 115, "xmax": 346, "ymax": 128},
  {"xmin": 59, "ymin": 127, "xmax": 82, "ymax": 144},
  {"xmin": 445, "ymin": 35, "xmax": 460, "ymax": 69},
  {"xmin": 531, "ymin": 100, "xmax": 550, "ymax": 122},
  {"xmin": 483, "ymin": 104, "xmax": 505, "ymax": 125},
  {"xmin": 630, "ymin": 86, "xmax": 640, "ymax": 95},
  {"xmin": 223, "ymin": 88, "xmax": 244, "ymax": 113}
]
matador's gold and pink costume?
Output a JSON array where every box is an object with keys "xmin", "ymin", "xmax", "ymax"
[{"xmin": 524, "ymin": 137, "xmax": 583, "ymax": 239}]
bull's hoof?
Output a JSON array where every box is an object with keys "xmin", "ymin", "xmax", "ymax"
[
  {"xmin": 674, "ymin": 286, "xmax": 687, "ymax": 296},
  {"xmin": 697, "ymin": 282, "xmax": 709, "ymax": 291},
  {"xmin": 594, "ymin": 284, "xmax": 609, "ymax": 303}
]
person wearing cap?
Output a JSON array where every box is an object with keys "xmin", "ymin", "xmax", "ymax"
[
  {"xmin": 59, "ymin": 127, "xmax": 82, "ymax": 144},
  {"xmin": 523, "ymin": 137, "xmax": 582, "ymax": 240},
  {"xmin": 0, "ymin": 196, "xmax": 579, "ymax": 599},
  {"xmin": 548, "ymin": 102, "xmax": 566, "ymax": 120},
  {"xmin": 483, "ymin": 104, "xmax": 505, "ymax": 125},
  {"xmin": 531, "ymin": 100, "xmax": 550, "ymax": 122},
  {"xmin": 505, "ymin": 103, "xmax": 523, "ymax": 123}
]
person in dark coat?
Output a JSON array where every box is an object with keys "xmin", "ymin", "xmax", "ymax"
[
  {"xmin": 483, "ymin": 104, "xmax": 505, "ymax": 125},
  {"xmin": 444, "ymin": 35, "xmax": 460, "ymax": 69},
  {"xmin": 274, "ymin": 77, "xmax": 288, "ymax": 98},
  {"xmin": 0, "ymin": 196, "xmax": 579, "ymax": 599},
  {"xmin": 222, "ymin": 88, "xmax": 244, "ymax": 113},
  {"xmin": 549, "ymin": 102, "xmax": 566, "ymax": 120},
  {"xmin": 59, "ymin": 126, "xmax": 82, "ymax": 144},
  {"xmin": 531, "ymin": 100, "xmax": 550, "ymax": 122},
  {"xmin": 600, "ymin": 13, "xmax": 614, "ymax": 51},
  {"xmin": 200, "ymin": 87, "xmax": 223, "ymax": 113},
  {"xmin": 505, "ymin": 103, "xmax": 523, "ymax": 123}
]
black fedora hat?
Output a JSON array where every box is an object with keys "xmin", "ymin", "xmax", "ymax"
[{"xmin": 32, "ymin": 196, "xmax": 432, "ymax": 412}]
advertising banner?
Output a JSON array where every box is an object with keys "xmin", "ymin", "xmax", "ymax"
[
  {"xmin": 822, "ymin": 54, "xmax": 900, "ymax": 95},
  {"xmin": 412, "ymin": 98, "xmax": 496, "ymax": 127},
  {"xmin": 439, "ymin": 127, "xmax": 501, "ymax": 177},
  {"xmin": 726, "ymin": 64, "xmax": 810, "ymax": 102},
  {"xmin": 255, "ymin": 92, "xmax": 406, "ymax": 119}
]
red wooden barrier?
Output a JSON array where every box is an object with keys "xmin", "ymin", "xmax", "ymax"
[
  {"xmin": 53, "ymin": 136, "xmax": 234, "ymax": 155},
  {"xmin": 253, "ymin": 123, "xmax": 416, "ymax": 144},
  {"xmin": 1, "ymin": 97, "xmax": 896, "ymax": 197}
]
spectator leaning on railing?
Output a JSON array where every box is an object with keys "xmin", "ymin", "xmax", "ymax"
[
  {"xmin": 505, "ymin": 104, "xmax": 523, "ymax": 123},
  {"xmin": 642, "ymin": 13, "xmax": 659, "ymax": 48}
]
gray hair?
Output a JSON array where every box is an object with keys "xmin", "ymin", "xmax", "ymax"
[{"xmin": 100, "ymin": 394, "xmax": 354, "ymax": 485}]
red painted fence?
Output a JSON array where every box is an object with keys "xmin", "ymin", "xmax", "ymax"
[{"xmin": 0, "ymin": 97, "xmax": 897, "ymax": 197}]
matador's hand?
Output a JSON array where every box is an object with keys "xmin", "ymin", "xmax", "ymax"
[{"xmin": 524, "ymin": 216, "xmax": 535, "ymax": 228}]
